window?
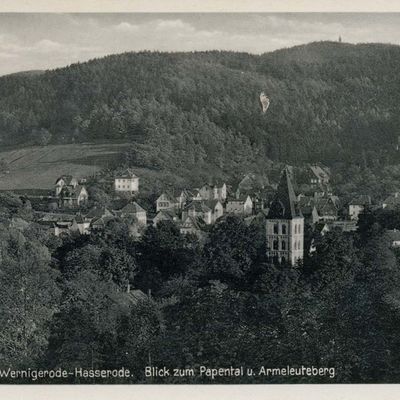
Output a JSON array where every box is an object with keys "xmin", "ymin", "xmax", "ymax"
[
  {"xmin": 273, "ymin": 223, "xmax": 279, "ymax": 234},
  {"xmin": 294, "ymin": 241, "xmax": 297, "ymax": 250},
  {"xmin": 282, "ymin": 224, "xmax": 287, "ymax": 234},
  {"xmin": 281, "ymin": 256, "xmax": 286, "ymax": 264},
  {"xmin": 273, "ymin": 240, "xmax": 279, "ymax": 250},
  {"xmin": 294, "ymin": 224, "xmax": 297, "ymax": 234},
  {"xmin": 281, "ymin": 240, "xmax": 286, "ymax": 250}
]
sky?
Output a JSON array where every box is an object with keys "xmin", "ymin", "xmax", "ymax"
[{"xmin": 0, "ymin": 13, "xmax": 400, "ymax": 76}]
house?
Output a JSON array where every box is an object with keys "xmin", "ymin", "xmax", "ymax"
[
  {"xmin": 176, "ymin": 189, "xmax": 194, "ymax": 209},
  {"xmin": 204, "ymin": 199, "xmax": 224, "ymax": 223},
  {"xmin": 226, "ymin": 195, "xmax": 253, "ymax": 216},
  {"xmin": 328, "ymin": 220, "xmax": 358, "ymax": 232},
  {"xmin": 382, "ymin": 192, "xmax": 400, "ymax": 210},
  {"xmin": 309, "ymin": 164, "xmax": 330, "ymax": 185},
  {"xmin": 199, "ymin": 183, "xmax": 227, "ymax": 201},
  {"xmin": 156, "ymin": 192, "xmax": 178, "ymax": 212},
  {"xmin": 55, "ymin": 175, "xmax": 78, "ymax": 196},
  {"xmin": 85, "ymin": 206, "xmax": 114, "ymax": 222},
  {"xmin": 74, "ymin": 215, "xmax": 90, "ymax": 235},
  {"xmin": 59, "ymin": 185, "xmax": 89, "ymax": 208},
  {"xmin": 114, "ymin": 169, "xmax": 139, "ymax": 194},
  {"xmin": 314, "ymin": 197, "xmax": 338, "ymax": 221},
  {"xmin": 180, "ymin": 216, "xmax": 206, "ymax": 239},
  {"xmin": 119, "ymin": 202, "xmax": 147, "ymax": 226},
  {"xmin": 37, "ymin": 212, "xmax": 81, "ymax": 236},
  {"xmin": 235, "ymin": 173, "xmax": 268, "ymax": 197},
  {"xmin": 90, "ymin": 215, "xmax": 116, "ymax": 231},
  {"xmin": 153, "ymin": 210, "xmax": 179, "ymax": 227},
  {"xmin": 190, "ymin": 189, "xmax": 203, "ymax": 202},
  {"xmin": 349, "ymin": 195, "xmax": 372, "ymax": 220},
  {"xmin": 265, "ymin": 169, "xmax": 304, "ymax": 266},
  {"xmin": 182, "ymin": 201, "xmax": 212, "ymax": 225},
  {"xmin": 300, "ymin": 204, "xmax": 320, "ymax": 225}
]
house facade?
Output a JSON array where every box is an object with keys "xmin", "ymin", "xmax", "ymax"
[
  {"xmin": 156, "ymin": 192, "xmax": 178, "ymax": 212},
  {"xmin": 119, "ymin": 201, "xmax": 147, "ymax": 226},
  {"xmin": 226, "ymin": 195, "xmax": 253, "ymax": 216},
  {"xmin": 114, "ymin": 169, "xmax": 139, "ymax": 194}
]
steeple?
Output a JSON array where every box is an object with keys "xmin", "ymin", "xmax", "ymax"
[{"xmin": 267, "ymin": 168, "xmax": 301, "ymax": 219}]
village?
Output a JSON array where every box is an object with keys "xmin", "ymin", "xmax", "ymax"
[{"xmin": 7, "ymin": 163, "xmax": 397, "ymax": 266}]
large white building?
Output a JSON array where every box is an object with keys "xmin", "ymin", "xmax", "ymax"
[
  {"xmin": 266, "ymin": 169, "xmax": 304, "ymax": 266},
  {"xmin": 114, "ymin": 169, "xmax": 139, "ymax": 194}
]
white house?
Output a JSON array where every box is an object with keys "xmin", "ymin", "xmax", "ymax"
[
  {"xmin": 114, "ymin": 169, "xmax": 139, "ymax": 194},
  {"xmin": 226, "ymin": 195, "xmax": 253, "ymax": 216}
]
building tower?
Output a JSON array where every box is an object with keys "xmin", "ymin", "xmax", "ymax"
[{"xmin": 266, "ymin": 169, "xmax": 304, "ymax": 265}]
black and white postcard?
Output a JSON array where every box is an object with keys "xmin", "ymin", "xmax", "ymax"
[{"xmin": 1, "ymin": 1, "xmax": 400, "ymax": 399}]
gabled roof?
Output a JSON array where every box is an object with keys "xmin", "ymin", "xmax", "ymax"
[
  {"xmin": 177, "ymin": 189, "xmax": 194, "ymax": 198},
  {"xmin": 181, "ymin": 216, "xmax": 206, "ymax": 231},
  {"xmin": 121, "ymin": 201, "xmax": 146, "ymax": 214},
  {"xmin": 350, "ymin": 195, "xmax": 371, "ymax": 206},
  {"xmin": 315, "ymin": 197, "xmax": 338, "ymax": 215},
  {"xmin": 55, "ymin": 175, "xmax": 75, "ymax": 185},
  {"xmin": 157, "ymin": 191, "xmax": 176, "ymax": 203},
  {"xmin": 203, "ymin": 199, "xmax": 223, "ymax": 210},
  {"xmin": 267, "ymin": 169, "xmax": 302, "ymax": 219},
  {"xmin": 185, "ymin": 201, "xmax": 211, "ymax": 213},
  {"xmin": 115, "ymin": 168, "xmax": 138, "ymax": 179},
  {"xmin": 85, "ymin": 207, "xmax": 113, "ymax": 219},
  {"xmin": 153, "ymin": 210, "xmax": 177, "ymax": 221}
]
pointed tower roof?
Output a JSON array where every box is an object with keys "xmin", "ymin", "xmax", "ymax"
[{"xmin": 267, "ymin": 168, "xmax": 302, "ymax": 219}]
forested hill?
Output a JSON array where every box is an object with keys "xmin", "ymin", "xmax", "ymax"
[{"xmin": 1, "ymin": 41, "xmax": 400, "ymax": 178}]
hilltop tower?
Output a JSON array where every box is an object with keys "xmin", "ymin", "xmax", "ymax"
[{"xmin": 266, "ymin": 169, "xmax": 304, "ymax": 265}]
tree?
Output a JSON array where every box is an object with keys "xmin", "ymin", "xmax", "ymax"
[
  {"xmin": 201, "ymin": 215, "xmax": 265, "ymax": 288},
  {"xmin": 0, "ymin": 226, "xmax": 60, "ymax": 370}
]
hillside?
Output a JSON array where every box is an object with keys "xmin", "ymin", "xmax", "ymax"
[
  {"xmin": 0, "ymin": 143, "xmax": 127, "ymax": 190},
  {"xmin": 0, "ymin": 41, "xmax": 400, "ymax": 182}
]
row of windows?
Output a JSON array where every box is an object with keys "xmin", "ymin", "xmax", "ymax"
[
  {"xmin": 158, "ymin": 201, "xmax": 171, "ymax": 207},
  {"xmin": 271, "ymin": 239, "xmax": 302, "ymax": 251},
  {"xmin": 272, "ymin": 223, "xmax": 302, "ymax": 234}
]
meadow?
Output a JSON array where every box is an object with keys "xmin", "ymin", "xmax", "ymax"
[{"xmin": 0, "ymin": 143, "xmax": 128, "ymax": 191}]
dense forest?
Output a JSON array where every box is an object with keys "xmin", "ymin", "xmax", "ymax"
[
  {"xmin": 1, "ymin": 193, "xmax": 400, "ymax": 383},
  {"xmin": 1, "ymin": 41, "xmax": 400, "ymax": 183}
]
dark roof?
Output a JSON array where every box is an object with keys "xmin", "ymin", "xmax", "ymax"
[
  {"xmin": 267, "ymin": 169, "xmax": 302, "ymax": 219},
  {"xmin": 55, "ymin": 175, "xmax": 75, "ymax": 185},
  {"xmin": 383, "ymin": 193, "xmax": 400, "ymax": 206},
  {"xmin": 315, "ymin": 197, "xmax": 338, "ymax": 215},
  {"xmin": 185, "ymin": 201, "xmax": 211, "ymax": 213},
  {"xmin": 203, "ymin": 199, "xmax": 222, "ymax": 209},
  {"xmin": 121, "ymin": 201, "xmax": 146, "ymax": 214},
  {"xmin": 350, "ymin": 195, "xmax": 371, "ymax": 206},
  {"xmin": 115, "ymin": 168, "xmax": 138, "ymax": 179},
  {"xmin": 153, "ymin": 210, "xmax": 177, "ymax": 221},
  {"xmin": 85, "ymin": 207, "xmax": 113, "ymax": 219},
  {"xmin": 157, "ymin": 191, "xmax": 176, "ymax": 203},
  {"xmin": 181, "ymin": 216, "xmax": 206, "ymax": 230}
]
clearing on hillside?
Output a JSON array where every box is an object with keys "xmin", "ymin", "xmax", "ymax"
[{"xmin": 0, "ymin": 143, "xmax": 128, "ymax": 191}]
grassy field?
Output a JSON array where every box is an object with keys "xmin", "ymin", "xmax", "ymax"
[{"xmin": 0, "ymin": 143, "xmax": 128, "ymax": 190}]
